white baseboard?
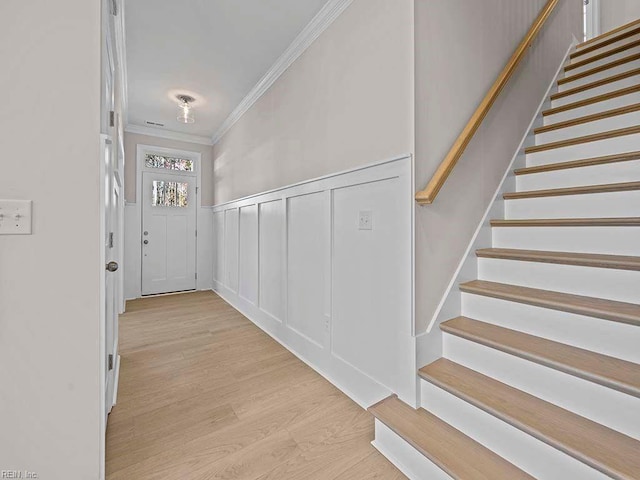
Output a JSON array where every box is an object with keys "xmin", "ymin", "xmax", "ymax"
[
  {"xmin": 213, "ymin": 283, "xmax": 390, "ymax": 408},
  {"xmin": 111, "ymin": 354, "xmax": 121, "ymax": 408}
]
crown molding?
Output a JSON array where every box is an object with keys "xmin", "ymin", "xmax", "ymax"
[
  {"xmin": 211, "ymin": 0, "xmax": 354, "ymax": 144},
  {"xmin": 125, "ymin": 124, "xmax": 215, "ymax": 146}
]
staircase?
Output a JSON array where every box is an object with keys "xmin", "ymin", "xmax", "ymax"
[{"xmin": 371, "ymin": 21, "xmax": 640, "ymax": 480}]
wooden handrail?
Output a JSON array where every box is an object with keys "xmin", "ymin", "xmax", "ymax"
[{"xmin": 415, "ymin": 0, "xmax": 559, "ymax": 205}]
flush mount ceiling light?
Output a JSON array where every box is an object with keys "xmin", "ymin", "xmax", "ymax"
[{"xmin": 176, "ymin": 94, "xmax": 196, "ymax": 124}]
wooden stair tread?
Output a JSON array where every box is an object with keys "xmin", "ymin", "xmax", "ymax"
[
  {"xmin": 525, "ymin": 125, "xmax": 640, "ymax": 154},
  {"xmin": 551, "ymin": 67, "xmax": 640, "ymax": 101},
  {"xmin": 503, "ymin": 181, "xmax": 640, "ymax": 199},
  {"xmin": 369, "ymin": 395, "xmax": 534, "ymax": 480},
  {"xmin": 558, "ymin": 52, "xmax": 640, "ymax": 86},
  {"xmin": 476, "ymin": 248, "xmax": 640, "ymax": 270},
  {"xmin": 440, "ymin": 317, "xmax": 640, "ymax": 397},
  {"xmin": 459, "ymin": 279, "xmax": 640, "ymax": 326},
  {"xmin": 514, "ymin": 151, "xmax": 640, "ymax": 175},
  {"xmin": 419, "ymin": 359, "xmax": 640, "ymax": 480},
  {"xmin": 535, "ymin": 103, "xmax": 640, "ymax": 134},
  {"xmin": 490, "ymin": 217, "xmax": 640, "ymax": 227},
  {"xmin": 573, "ymin": 24, "xmax": 640, "ymax": 59},
  {"xmin": 543, "ymin": 84, "xmax": 640, "ymax": 117},
  {"xmin": 566, "ymin": 38, "xmax": 640, "ymax": 72}
]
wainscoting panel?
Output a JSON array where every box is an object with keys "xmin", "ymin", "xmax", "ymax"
[
  {"xmin": 287, "ymin": 192, "xmax": 328, "ymax": 348},
  {"xmin": 224, "ymin": 208, "xmax": 239, "ymax": 293},
  {"xmin": 213, "ymin": 210, "xmax": 225, "ymax": 283},
  {"xmin": 332, "ymin": 177, "xmax": 414, "ymax": 401},
  {"xmin": 239, "ymin": 205, "xmax": 259, "ymax": 304},
  {"xmin": 258, "ymin": 200, "xmax": 285, "ymax": 322},
  {"xmin": 212, "ymin": 155, "xmax": 415, "ymax": 407}
]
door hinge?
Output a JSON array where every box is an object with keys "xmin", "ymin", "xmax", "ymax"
[
  {"xmin": 195, "ymin": 272, "xmax": 198, "ymax": 280},
  {"xmin": 108, "ymin": 354, "xmax": 114, "ymax": 371},
  {"xmin": 195, "ymin": 186, "xmax": 199, "ymax": 194},
  {"xmin": 195, "ymin": 229, "xmax": 198, "ymax": 238},
  {"xmin": 108, "ymin": 232, "xmax": 114, "ymax": 248},
  {"xmin": 109, "ymin": 110, "xmax": 115, "ymax": 127},
  {"xmin": 110, "ymin": 0, "xmax": 118, "ymax": 16}
]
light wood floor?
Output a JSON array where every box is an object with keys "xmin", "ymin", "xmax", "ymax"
[{"xmin": 106, "ymin": 291, "xmax": 406, "ymax": 479}]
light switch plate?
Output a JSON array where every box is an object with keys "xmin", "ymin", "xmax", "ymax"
[
  {"xmin": 0, "ymin": 200, "xmax": 32, "ymax": 235},
  {"xmin": 358, "ymin": 210, "xmax": 372, "ymax": 230}
]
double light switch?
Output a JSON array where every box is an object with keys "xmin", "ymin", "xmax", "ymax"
[{"xmin": 0, "ymin": 200, "xmax": 33, "ymax": 235}]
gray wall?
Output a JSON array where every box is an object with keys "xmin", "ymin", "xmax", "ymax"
[
  {"xmin": 414, "ymin": 0, "xmax": 582, "ymax": 333},
  {"xmin": 124, "ymin": 133, "xmax": 215, "ymax": 206},
  {"xmin": 601, "ymin": 0, "xmax": 640, "ymax": 32},
  {"xmin": 0, "ymin": 0, "xmax": 102, "ymax": 478},
  {"xmin": 212, "ymin": 0, "xmax": 415, "ymax": 205}
]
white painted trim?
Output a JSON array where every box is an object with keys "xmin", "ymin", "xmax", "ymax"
[
  {"xmin": 372, "ymin": 421, "xmax": 452, "ymax": 480},
  {"xmin": 125, "ymin": 123, "xmax": 215, "ymax": 146},
  {"xmin": 135, "ymin": 144, "xmax": 202, "ymax": 296},
  {"xmin": 211, "ymin": 0, "xmax": 355, "ymax": 144},
  {"xmin": 114, "ymin": 0, "xmax": 128, "ymax": 125},
  {"xmin": 213, "ymin": 285, "xmax": 380, "ymax": 409},
  {"xmin": 585, "ymin": 0, "xmax": 601, "ymax": 41},
  {"xmin": 212, "ymin": 153, "xmax": 413, "ymax": 208},
  {"xmin": 418, "ymin": 40, "xmax": 577, "ymax": 341},
  {"xmin": 99, "ymin": 133, "xmax": 108, "ymax": 480},
  {"xmin": 111, "ymin": 354, "xmax": 121, "ymax": 408}
]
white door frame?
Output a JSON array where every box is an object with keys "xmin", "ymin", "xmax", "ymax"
[
  {"xmin": 584, "ymin": 0, "xmax": 601, "ymax": 41},
  {"xmin": 135, "ymin": 144, "xmax": 202, "ymax": 295}
]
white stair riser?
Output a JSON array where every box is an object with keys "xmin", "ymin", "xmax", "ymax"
[
  {"xmin": 420, "ymin": 380, "xmax": 609, "ymax": 480},
  {"xmin": 372, "ymin": 421, "xmax": 453, "ymax": 480},
  {"xmin": 443, "ymin": 335, "xmax": 640, "ymax": 440},
  {"xmin": 535, "ymin": 109, "xmax": 640, "ymax": 144},
  {"xmin": 558, "ymin": 61, "xmax": 640, "ymax": 92},
  {"xmin": 492, "ymin": 226, "xmax": 640, "ymax": 256},
  {"xmin": 567, "ymin": 44, "xmax": 640, "ymax": 76},
  {"xmin": 526, "ymin": 134, "xmax": 639, "ymax": 167},
  {"xmin": 551, "ymin": 75, "xmax": 640, "ymax": 108},
  {"xmin": 516, "ymin": 160, "xmax": 640, "ymax": 190},
  {"xmin": 505, "ymin": 190, "xmax": 640, "ymax": 220},
  {"xmin": 478, "ymin": 257, "xmax": 640, "ymax": 304},
  {"xmin": 461, "ymin": 293, "xmax": 640, "ymax": 363},
  {"xmin": 545, "ymin": 91, "xmax": 640, "ymax": 124}
]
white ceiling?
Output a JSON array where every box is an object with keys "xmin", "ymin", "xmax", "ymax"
[{"xmin": 125, "ymin": 0, "xmax": 331, "ymax": 139}]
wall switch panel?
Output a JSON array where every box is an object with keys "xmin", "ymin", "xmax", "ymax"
[{"xmin": 0, "ymin": 200, "xmax": 32, "ymax": 235}]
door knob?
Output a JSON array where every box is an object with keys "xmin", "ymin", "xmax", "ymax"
[
  {"xmin": 106, "ymin": 261, "xmax": 119, "ymax": 272},
  {"xmin": 143, "ymin": 239, "xmax": 149, "ymax": 245}
]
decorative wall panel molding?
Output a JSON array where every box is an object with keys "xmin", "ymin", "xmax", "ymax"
[{"xmin": 212, "ymin": 155, "xmax": 416, "ymax": 407}]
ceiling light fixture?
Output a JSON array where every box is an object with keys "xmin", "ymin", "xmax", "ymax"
[{"xmin": 176, "ymin": 94, "xmax": 196, "ymax": 124}]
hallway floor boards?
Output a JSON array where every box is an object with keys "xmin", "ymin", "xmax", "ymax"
[{"xmin": 105, "ymin": 291, "xmax": 405, "ymax": 479}]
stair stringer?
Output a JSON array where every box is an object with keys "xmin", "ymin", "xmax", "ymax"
[
  {"xmin": 374, "ymin": 40, "xmax": 578, "ymax": 480},
  {"xmin": 415, "ymin": 39, "xmax": 577, "ymax": 383}
]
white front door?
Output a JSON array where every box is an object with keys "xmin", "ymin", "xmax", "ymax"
[{"xmin": 142, "ymin": 170, "xmax": 197, "ymax": 295}]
